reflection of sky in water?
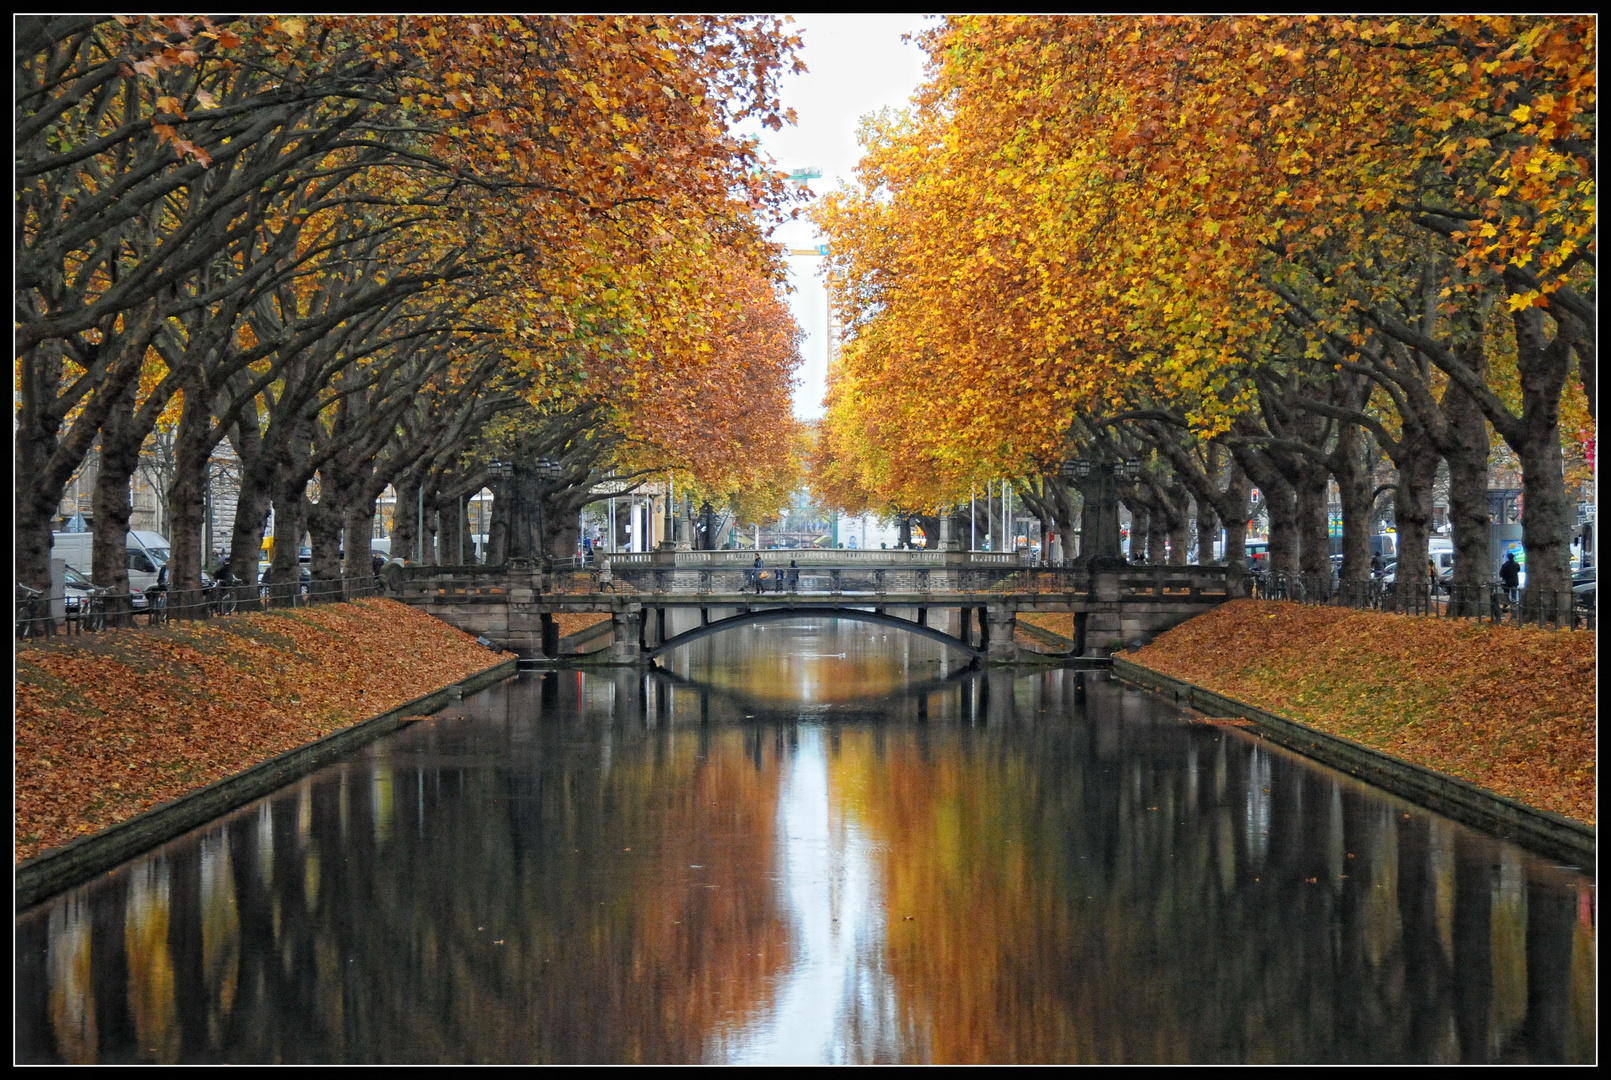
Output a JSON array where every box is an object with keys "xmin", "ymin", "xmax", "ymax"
[
  {"xmin": 670, "ymin": 619, "xmax": 956, "ymax": 707},
  {"xmin": 717, "ymin": 727, "xmax": 899, "ymax": 1064}
]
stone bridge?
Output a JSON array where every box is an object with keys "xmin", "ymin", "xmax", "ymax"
[{"xmin": 386, "ymin": 549, "xmax": 1246, "ymax": 664}]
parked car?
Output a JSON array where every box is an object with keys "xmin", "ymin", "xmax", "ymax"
[
  {"xmin": 50, "ymin": 529, "xmax": 171, "ymax": 593},
  {"xmin": 1572, "ymin": 568, "xmax": 1595, "ymax": 610},
  {"xmin": 258, "ymin": 561, "xmax": 312, "ymax": 589},
  {"xmin": 61, "ymin": 564, "xmax": 93, "ymax": 617}
]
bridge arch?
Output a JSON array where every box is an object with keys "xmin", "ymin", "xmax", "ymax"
[{"xmin": 645, "ymin": 605, "xmax": 982, "ymax": 660}]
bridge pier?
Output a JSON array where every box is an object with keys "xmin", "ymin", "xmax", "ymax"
[
  {"xmin": 985, "ymin": 608, "xmax": 1017, "ymax": 662},
  {"xmin": 610, "ymin": 609, "xmax": 641, "ymax": 663}
]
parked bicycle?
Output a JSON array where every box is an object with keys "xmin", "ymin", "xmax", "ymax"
[
  {"xmin": 208, "ymin": 571, "xmax": 242, "ymax": 616},
  {"xmin": 15, "ymin": 582, "xmax": 51, "ymax": 639},
  {"xmin": 80, "ymin": 583, "xmax": 113, "ymax": 632}
]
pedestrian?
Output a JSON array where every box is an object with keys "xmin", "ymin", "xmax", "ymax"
[
  {"xmin": 751, "ymin": 553, "xmax": 764, "ymax": 594},
  {"xmin": 1370, "ymin": 552, "xmax": 1384, "ymax": 577},
  {"xmin": 1427, "ymin": 557, "xmax": 1438, "ymax": 594},
  {"xmin": 787, "ymin": 559, "xmax": 799, "ymax": 593},
  {"xmin": 597, "ymin": 554, "xmax": 615, "ymax": 593},
  {"xmin": 1500, "ymin": 550, "xmax": 1521, "ymax": 602}
]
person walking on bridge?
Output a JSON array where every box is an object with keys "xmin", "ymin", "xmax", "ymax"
[
  {"xmin": 751, "ymin": 553, "xmax": 764, "ymax": 595},
  {"xmin": 596, "ymin": 554, "xmax": 615, "ymax": 593},
  {"xmin": 787, "ymin": 559, "xmax": 800, "ymax": 593}
]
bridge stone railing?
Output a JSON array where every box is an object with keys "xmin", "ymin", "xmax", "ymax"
[
  {"xmin": 602, "ymin": 548, "xmax": 1030, "ymax": 569},
  {"xmin": 384, "ymin": 557, "xmax": 1244, "ymax": 602}
]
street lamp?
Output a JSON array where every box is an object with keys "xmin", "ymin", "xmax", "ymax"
[
  {"xmin": 532, "ymin": 457, "xmax": 565, "ymax": 563},
  {"xmin": 1058, "ymin": 451, "xmax": 1145, "ymax": 567}
]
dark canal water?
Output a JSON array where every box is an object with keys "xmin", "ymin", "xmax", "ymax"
[{"xmin": 15, "ymin": 619, "xmax": 1595, "ymax": 1063}]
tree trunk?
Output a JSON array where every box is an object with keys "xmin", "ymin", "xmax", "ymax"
[
  {"xmin": 1146, "ymin": 505, "xmax": 1169, "ymax": 565},
  {"xmin": 344, "ymin": 501, "xmax": 377, "ymax": 579},
  {"xmin": 1333, "ymin": 422, "xmax": 1374, "ymax": 582},
  {"xmin": 269, "ymin": 457, "xmax": 310, "ymax": 608},
  {"xmin": 1393, "ymin": 438, "xmax": 1440, "ymax": 598},
  {"xmin": 1195, "ymin": 498, "xmax": 1219, "ymax": 564},
  {"xmin": 1507, "ymin": 310, "xmax": 1577, "ymax": 599},
  {"xmin": 393, "ymin": 472, "xmax": 423, "ymax": 564},
  {"xmin": 164, "ymin": 399, "xmax": 215, "ymax": 617},
  {"xmin": 306, "ymin": 491, "xmax": 344, "ymax": 584},
  {"xmin": 1514, "ymin": 427, "xmax": 1572, "ymax": 608},
  {"xmin": 224, "ymin": 421, "xmax": 274, "ymax": 592},
  {"xmin": 1264, "ymin": 481, "xmax": 1300, "ymax": 578},
  {"xmin": 1295, "ymin": 467, "xmax": 1331, "ymax": 581},
  {"xmin": 897, "ymin": 516, "xmax": 912, "ymax": 550},
  {"xmin": 1444, "ymin": 383, "xmax": 1493, "ymax": 609},
  {"xmin": 1166, "ymin": 491, "xmax": 1190, "ymax": 566},
  {"xmin": 90, "ymin": 377, "xmax": 142, "ymax": 620},
  {"xmin": 486, "ymin": 481, "xmax": 509, "ymax": 564},
  {"xmin": 434, "ymin": 491, "xmax": 461, "ymax": 566},
  {"xmin": 914, "ymin": 513, "xmax": 940, "ymax": 550}
]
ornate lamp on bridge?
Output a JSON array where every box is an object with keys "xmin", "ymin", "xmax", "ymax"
[
  {"xmin": 1060, "ymin": 452, "xmax": 1142, "ymax": 571},
  {"xmin": 532, "ymin": 457, "xmax": 565, "ymax": 566},
  {"xmin": 486, "ymin": 456, "xmax": 565, "ymax": 568}
]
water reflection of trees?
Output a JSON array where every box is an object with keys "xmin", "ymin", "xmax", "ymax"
[
  {"xmin": 23, "ymin": 673, "xmax": 792, "ymax": 1062},
  {"xmin": 15, "ymin": 662, "xmax": 1595, "ymax": 1064},
  {"xmin": 828, "ymin": 672, "xmax": 1593, "ymax": 1063}
]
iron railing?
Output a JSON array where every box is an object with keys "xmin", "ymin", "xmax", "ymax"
[
  {"xmin": 1251, "ymin": 573, "xmax": 1595, "ymax": 631},
  {"xmin": 13, "ymin": 575, "xmax": 383, "ymax": 638}
]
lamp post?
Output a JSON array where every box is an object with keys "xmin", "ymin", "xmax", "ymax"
[
  {"xmin": 1060, "ymin": 453, "xmax": 1143, "ymax": 570},
  {"xmin": 532, "ymin": 456, "xmax": 564, "ymax": 565},
  {"xmin": 484, "ymin": 459, "xmax": 514, "ymax": 565}
]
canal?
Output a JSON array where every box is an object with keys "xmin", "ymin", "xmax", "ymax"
[{"xmin": 15, "ymin": 619, "xmax": 1595, "ymax": 1063}]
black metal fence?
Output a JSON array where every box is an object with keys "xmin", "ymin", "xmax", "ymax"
[
  {"xmin": 1251, "ymin": 573, "xmax": 1595, "ymax": 632},
  {"xmin": 14, "ymin": 576, "xmax": 384, "ymax": 639}
]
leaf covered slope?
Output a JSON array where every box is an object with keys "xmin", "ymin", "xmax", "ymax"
[
  {"xmin": 15, "ymin": 599, "xmax": 509, "ymax": 863},
  {"xmin": 1130, "ymin": 600, "xmax": 1595, "ymax": 825}
]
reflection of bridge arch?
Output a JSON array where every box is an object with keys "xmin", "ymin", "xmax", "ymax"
[{"xmin": 646, "ymin": 605, "xmax": 982, "ymax": 661}]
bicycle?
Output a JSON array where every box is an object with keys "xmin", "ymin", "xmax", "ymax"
[
  {"xmin": 15, "ymin": 582, "xmax": 50, "ymax": 639},
  {"xmin": 81, "ymin": 584, "xmax": 112, "ymax": 632},
  {"xmin": 146, "ymin": 585, "xmax": 169, "ymax": 625},
  {"xmin": 208, "ymin": 572, "xmax": 241, "ymax": 616}
]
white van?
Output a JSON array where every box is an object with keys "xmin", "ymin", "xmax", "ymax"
[{"xmin": 50, "ymin": 530, "xmax": 170, "ymax": 593}]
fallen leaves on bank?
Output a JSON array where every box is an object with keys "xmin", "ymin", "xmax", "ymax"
[
  {"xmin": 1018, "ymin": 612, "xmax": 1075, "ymax": 642},
  {"xmin": 553, "ymin": 611, "xmax": 611, "ymax": 638},
  {"xmin": 14, "ymin": 598, "xmax": 511, "ymax": 863},
  {"xmin": 1130, "ymin": 599, "xmax": 1595, "ymax": 825}
]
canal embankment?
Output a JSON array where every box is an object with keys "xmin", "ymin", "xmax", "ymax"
[
  {"xmin": 15, "ymin": 598, "xmax": 514, "ymax": 870},
  {"xmin": 1118, "ymin": 599, "xmax": 1595, "ymax": 837}
]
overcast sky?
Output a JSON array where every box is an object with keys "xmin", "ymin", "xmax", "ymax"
[{"xmin": 752, "ymin": 14, "xmax": 931, "ymax": 420}]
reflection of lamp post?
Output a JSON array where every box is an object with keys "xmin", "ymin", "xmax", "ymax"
[{"xmin": 1060, "ymin": 453, "xmax": 1142, "ymax": 569}]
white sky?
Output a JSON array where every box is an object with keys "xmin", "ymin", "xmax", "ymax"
[{"xmin": 752, "ymin": 14, "xmax": 931, "ymax": 420}]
